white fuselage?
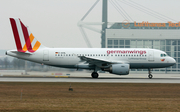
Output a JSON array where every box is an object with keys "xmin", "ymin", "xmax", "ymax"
[{"xmin": 7, "ymin": 48, "xmax": 176, "ymax": 70}]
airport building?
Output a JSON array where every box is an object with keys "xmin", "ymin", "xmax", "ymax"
[
  {"xmin": 106, "ymin": 22, "xmax": 180, "ymax": 73},
  {"xmin": 80, "ymin": 0, "xmax": 180, "ymax": 73}
]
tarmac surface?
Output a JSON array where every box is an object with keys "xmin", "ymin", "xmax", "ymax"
[
  {"xmin": 0, "ymin": 72, "xmax": 179, "ymax": 83},
  {"xmin": 0, "ymin": 77, "xmax": 180, "ymax": 83}
]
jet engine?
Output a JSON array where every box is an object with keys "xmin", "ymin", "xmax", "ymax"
[{"xmin": 103, "ymin": 64, "xmax": 129, "ymax": 75}]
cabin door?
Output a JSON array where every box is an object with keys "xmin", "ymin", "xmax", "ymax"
[
  {"xmin": 43, "ymin": 50, "xmax": 49, "ymax": 61},
  {"xmin": 148, "ymin": 50, "xmax": 154, "ymax": 61}
]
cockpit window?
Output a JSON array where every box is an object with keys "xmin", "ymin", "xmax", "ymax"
[{"xmin": 161, "ymin": 54, "xmax": 167, "ymax": 57}]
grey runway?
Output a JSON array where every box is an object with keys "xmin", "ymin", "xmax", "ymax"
[{"xmin": 0, "ymin": 76, "xmax": 180, "ymax": 83}]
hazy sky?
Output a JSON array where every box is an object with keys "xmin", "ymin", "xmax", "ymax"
[{"xmin": 0, "ymin": 0, "xmax": 180, "ymax": 50}]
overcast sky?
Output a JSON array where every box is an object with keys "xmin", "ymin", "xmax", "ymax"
[{"xmin": 0, "ymin": 0, "xmax": 180, "ymax": 50}]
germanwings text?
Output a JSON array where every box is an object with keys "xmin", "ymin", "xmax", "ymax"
[{"xmin": 107, "ymin": 50, "xmax": 146, "ymax": 55}]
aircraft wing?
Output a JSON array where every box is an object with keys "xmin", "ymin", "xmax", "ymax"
[{"xmin": 78, "ymin": 56, "xmax": 128, "ymax": 66}]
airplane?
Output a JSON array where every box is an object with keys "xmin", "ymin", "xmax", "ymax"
[{"xmin": 6, "ymin": 18, "xmax": 176, "ymax": 79}]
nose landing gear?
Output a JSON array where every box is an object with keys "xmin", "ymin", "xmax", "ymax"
[
  {"xmin": 148, "ymin": 74, "xmax": 153, "ymax": 79},
  {"xmin": 148, "ymin": 68, "xmax": 153, "ymax": 79}
]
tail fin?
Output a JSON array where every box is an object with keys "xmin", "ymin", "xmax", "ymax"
[{"xmin": 10, "ymin": 18, "xmax": 44, "ymax": 53}]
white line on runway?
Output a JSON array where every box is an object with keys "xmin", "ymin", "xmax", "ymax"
[{"xmin": 0, "ymin": 77, "xmax": 180, "ymax": 83}]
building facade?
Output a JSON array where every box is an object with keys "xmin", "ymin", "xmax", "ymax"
[{"xmin": 106, "ymin": 23, "xmax": 180, "ymax": 73}]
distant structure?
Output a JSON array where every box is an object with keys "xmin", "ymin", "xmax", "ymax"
[
  {"xmin": 79, "ymin": 0, "xmax": 180, "ymax": 73},
  {"xmin": 101, "ymin": 0, "xmax": 107, "ymax": 48}
]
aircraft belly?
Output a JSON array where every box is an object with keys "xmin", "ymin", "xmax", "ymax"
[{"xmin": 130, "ymin": 63, "xmax": 173, "ymax": 69}]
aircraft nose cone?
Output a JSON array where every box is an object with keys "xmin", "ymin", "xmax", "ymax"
[{"xmin": 171, "ymin": 57, "xmax": 176, "ymax": 65}]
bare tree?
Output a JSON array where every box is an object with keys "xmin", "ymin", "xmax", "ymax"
[
  {"xmin": 0, "ymin": 59, "xmax": 3, "ymax": 69},
  {"xmin": 3, "ymin": 57, "xmax": 10, "ymax": 69},
  {"xmin": 11, "ymin": 58, "xmax": 25, "ymax": 69},
  {"xmin": 12, "ymin": 58, "xmax": 18, "ymax": 69}
]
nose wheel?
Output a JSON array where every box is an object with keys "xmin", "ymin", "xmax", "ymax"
[
  {"xmin": 148, "ymin": 68, "xmax": 153, "ymax": 79},
  {"xmin": 91, "ymin": 72, "xmax": 99, "ymax": 78},
  {"xmin": 148, "ymin": 74, "xmax": 153, "ymax": 79}
]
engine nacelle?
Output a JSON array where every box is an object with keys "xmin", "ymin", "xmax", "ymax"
[{"xmin": 103, "ymin": 64, "xmax": 129, "ymax": 75}]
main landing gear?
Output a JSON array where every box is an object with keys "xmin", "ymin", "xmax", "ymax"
[
  {"xmin": 91, "ymin": 72, "xmax": 99, "ymax": 78},
  {"xmin": 148, "ymin": 68, "xmax": 153, "ymax": 79}
]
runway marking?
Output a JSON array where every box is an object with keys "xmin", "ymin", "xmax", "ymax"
[
  {"xmin": 55, "ymin": 76, "xmax": 69, "ymax": 78},
  {"xmin": 0, "ymin": 77, "xmax": 180, "ymax": 83}
]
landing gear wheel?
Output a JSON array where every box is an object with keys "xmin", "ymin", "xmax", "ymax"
[
  {"xmin": 148, "ymin": 68, "xmax": 153, "ymax": 79},
  {"xmin": 148, "ymin": 74, "xmax": 153, "ymax": 79},
  {"xmin": 91, "ymin": 72, "xmax": 99, "ymax": 78}
]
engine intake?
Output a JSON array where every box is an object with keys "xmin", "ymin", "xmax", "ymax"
[{"xmin": 103, "ymin": 64, "xmax": 129, "ymax": 75}]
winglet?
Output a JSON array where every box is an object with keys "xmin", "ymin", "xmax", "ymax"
[{"xmin": 10, "ymin": 18, "xmax": 45, "ymax": 53}]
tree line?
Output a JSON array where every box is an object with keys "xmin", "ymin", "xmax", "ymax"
[
  {"xmin": 0, "ymin": 57, "xmax": 75, "ymax": 72},
  {"xmin": 0, "ymin": 57, "xmax": 44, "ymax": 70}
]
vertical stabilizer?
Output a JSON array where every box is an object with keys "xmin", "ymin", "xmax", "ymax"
[{"xmin": 10, "ymin": 18, "xmax": 45, "ymax": 53}]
